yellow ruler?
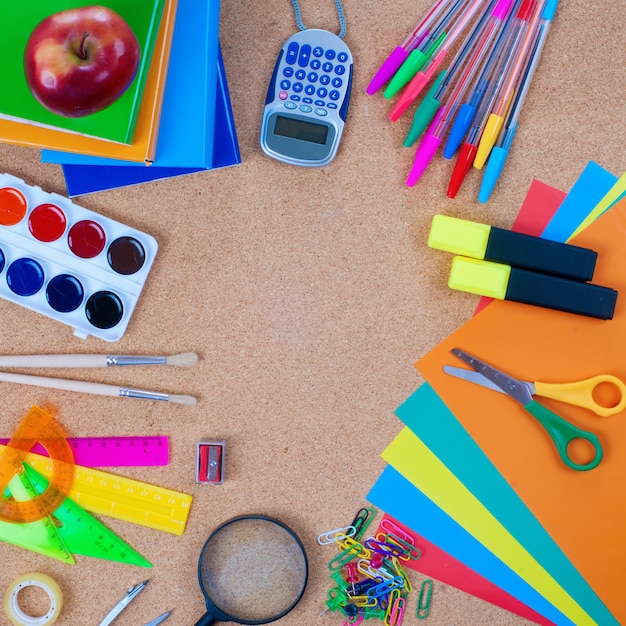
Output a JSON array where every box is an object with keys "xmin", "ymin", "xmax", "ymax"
[{"xmin": 0, "ymin": 444, "xmax": 192, "ymax": 536}]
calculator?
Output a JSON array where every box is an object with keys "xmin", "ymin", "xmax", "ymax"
[{"xmin": 260, "ymin": 29, "xmax": 353, "ymax": 167}]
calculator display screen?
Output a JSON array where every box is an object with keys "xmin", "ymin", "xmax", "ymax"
[{"xmin": 274, "ymin": 115, "xmax": 329, "ymax": 145}]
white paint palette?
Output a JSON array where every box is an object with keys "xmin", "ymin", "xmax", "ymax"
[{"xmin": 0, "ymin": 173, "xmax": 158, "ymax": 341}]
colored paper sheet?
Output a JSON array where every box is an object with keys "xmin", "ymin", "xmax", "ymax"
[
  {"xmin": 375, "ymin": 514, "xmax": 556, "ymax": 626},
  {"xmin": 380, "ymin": 428, "xmax": 595, "ymax": 625},
  {"xmin": 569, "ymin": 172, "xmax": 626, "ymax": 239},
  {"xmin": 540, "ymin": 161, "xmax": 617, "ymax": 241},
  {"xmin": 0, "ymin": 0, "xmax": 177, "ymax": 163},
  {"xmin": 59, "ymin": 46, "xmax": 241, "ymax": 196},
  {"xmin": 392, "ymin": 383, "xmax": 617, "ymax": 625},
  {"xmin": 416, "ymin": 194, "xmax": 626, "ymax": 622},
  {"xmin": 43, "ymin": 0, "xmax": 221, "ymax": 169},
  {"xmin": 368, "ymin": 469, "xmax": 566, "ymax": 625},
  {"xmin": 0, "ymin": 0, "xmax": 167, "ymax": 144}
]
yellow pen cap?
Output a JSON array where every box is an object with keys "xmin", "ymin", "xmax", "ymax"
[
  {"xmin": 428, "ymin": 215, "xmax": 491, "ymax": 258},
  {"xmin": 448, "ymin": 256, "xmax": 510, "ymax": 299},
  {"xmin": 474, "ymin": 114, "xmax": 505, "ymax": 170}
]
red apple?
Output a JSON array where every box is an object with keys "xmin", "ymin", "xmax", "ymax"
[{"xmin": 24, "ymin": 6, "xmax": 141, "ymax": 118}]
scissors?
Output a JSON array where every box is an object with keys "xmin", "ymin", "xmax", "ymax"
[{"xmin": 446, "ymin": 348, "xmax": 604, "ymax": 471}]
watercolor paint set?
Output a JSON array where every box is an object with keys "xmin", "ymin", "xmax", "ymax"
[{"xmin": 0, "ymin": 173, "xmax": 157, "ymax": 341}]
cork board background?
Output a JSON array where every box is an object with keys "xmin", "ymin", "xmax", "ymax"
[{"xmin": 0, "ymin": 0, "xmax": 624, "ymax": 624}]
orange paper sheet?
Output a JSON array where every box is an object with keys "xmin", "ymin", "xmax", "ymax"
[
  {"xmin": 417, "ymin": 195, "xmax": 626, "ymax": 622},
  {"xmin": 0, "ymin": 0, "xmax": 177, "ymax": 163}
]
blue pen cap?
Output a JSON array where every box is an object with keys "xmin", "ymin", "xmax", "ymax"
[
  {"xmin": 542, "ymin": 0, "xmax": 558, "ymax": 20},
  {"xmin": 478, "ymin": 146, "xmax": 509, "ymax": 203},
  {"xmin": 443, "ymin": 103, "xmax": 476, "ymax": 159}
]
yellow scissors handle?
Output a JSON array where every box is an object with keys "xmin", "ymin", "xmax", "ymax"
[{"xmin": 534, "ymin": 375, "xmax": 626, "ymax": 417}]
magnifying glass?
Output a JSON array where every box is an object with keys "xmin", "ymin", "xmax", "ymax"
[{"xmin": 194, "ymin": 514, "xmax": 309, "ymax": 625}]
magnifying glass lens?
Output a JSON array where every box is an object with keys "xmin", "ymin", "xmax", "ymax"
[{"xmin": 199, "ymin": 516, "xmax": 308, "ymax": 623}]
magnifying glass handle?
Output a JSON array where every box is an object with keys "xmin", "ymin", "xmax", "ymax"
[{"xmin": 194, "ymin": 614, "xmax": 217, "ymax": 626}]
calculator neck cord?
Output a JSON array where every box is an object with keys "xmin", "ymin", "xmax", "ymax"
[{"xmin": 290, "ymin": 0, "xmax": 347, "ymax": 38}]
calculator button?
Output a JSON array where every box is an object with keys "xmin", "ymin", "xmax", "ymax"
[
  {"xmin": 317, "ymin": 87, "xmax": 328, "ymax": 98},
  {"xmin": 322, "ymin": 62, "xmax": 333, "ymax": 73},
  {"xmin": 313, "ymin": 46, "xmax": 324, "ymax": 57},
  {"xmin": 303, "ymin": 97, "xmax": 313, "ymax": 104},
  {"xmin": 325, "ymin": 49, "xmax": 336, "ymax": 60},
  {"xmin": 292, "ymin": 82, "xmax": 303, "ymax": 93},
  {"xmin": 310, "ymin": 59, "xmax": 321, "ymax": 70},
  {"xmin": 298, "ymin": 44, "xmax": 311, "ymax": 67},
  {"xmin": 315, "ymin": 100, "xmax": 325, "ymax": 107},
  {"xmin": 331, "ymin": 77, "xmax": 342, "ymax": 88},
  {"xmin": 315, "ymin": 108, "xmax": 328, "ymax": 116},
  {"xmin": 283, "ymin": 67, "xmax": 294, "ymax": 77},
  {"xmin": 307, "ymin": 72, "xmax": 318, "ymax": 83},
  {"xmin": 335, "ymin": 65, "xmax": 345, "ymax": 76},
  {"xmin": 327, "ymin": 102, "xmax": 338, "ymax": 109},
  {"xmin": 280, "ymin": 80, "xmax": 291, "ymax": 90},
  {"xmin": 279, "ymin": 91, "xmax": 288, "ymax": 100},
  {"xmin": 299, "ymin": 104, "xmax": 312, "ymax": 113},
  {"xmin": 337, "ymin": 52, "xmax": 349, "ymax": 63},
  {"xmin": 320, "ymin": 74, "xmax": 330, "ymax": 85},
  {"xmin": 290, "ymin": 95, "xmax": 301, "ymax": 101},
  {"xmin": 304, "ymin": 85, "xmax": 315, "ymax": 95},
  {"xmin": 284, "ymin": 101, "xmax": 297, "ymax": 109},
  {"xmin": 286, "ymin": 42, "xmax": 299, "ymax": 64},
  {"xmin": 329, "ymin": 90, "xmax": 340, "ymax": 100},
  {"xmin": 295, "ymin": 69, "xmax": 306, "ymax": 80}
]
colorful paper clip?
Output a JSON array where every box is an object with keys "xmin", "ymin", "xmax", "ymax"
[
  {"xmin": 318, "ymin": 525, "xmax": 357, "ymax": 545},
  {"xmin": 351, "ymin": 507, "xmax": 377, "ymax": 540},
  {"xmin": 417, "ymin": 579, "xmax": 433, "ymax": 619}
]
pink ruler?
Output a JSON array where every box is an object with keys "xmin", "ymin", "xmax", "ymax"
[{"xmin": 0, "ymin": 436, "xmax": 169, "ymax": 467}]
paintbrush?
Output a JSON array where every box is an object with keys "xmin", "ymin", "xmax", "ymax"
[
  {"xmin": 0, "ymin": 352, "xmax": 198, "ymax": 368},
  {"xmin": 0, "ymin": 371, "xmax": 196, "ymax": 404}
]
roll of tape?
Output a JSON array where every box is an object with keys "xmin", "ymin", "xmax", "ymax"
[{"xmin": 4, "ymin": 573, "xmax": 63, "ymax": 626}]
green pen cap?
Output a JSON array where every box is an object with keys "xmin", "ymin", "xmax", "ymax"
[
  {"xmin": 403, "ymin": 70, "xmax": 447, "ymax": 147},
  {"xmin": 384, "ymin": 49, "xmax": 427, "ymax": 98}
]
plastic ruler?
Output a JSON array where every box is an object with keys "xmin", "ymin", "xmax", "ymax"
[
  {"xmin": 0, "ymin": 435, "xmax": 169, "ymax": 467},
  {"xmin": 9, "ymin": 445, "xmax": 192, "ymax": 535}
]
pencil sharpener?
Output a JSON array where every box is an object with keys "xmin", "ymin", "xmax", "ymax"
[{"xmin": 196, "ymin": 440, "xmax": 225, "ymax": 485}]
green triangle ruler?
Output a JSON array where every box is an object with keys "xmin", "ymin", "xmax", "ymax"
[
  {"xmin": 1, "ymin": 471, "xmax": 75, "ymax": 564},
  {"xmin": 24, "ymin": 464, "xmax": 152, "ymax": 568}
]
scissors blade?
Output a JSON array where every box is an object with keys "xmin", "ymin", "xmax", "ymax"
[{"xmin": 450, "ymin": 348, "xmax": 533, "ymax": 405}]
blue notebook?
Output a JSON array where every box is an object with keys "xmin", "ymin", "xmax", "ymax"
[
  {"xmin": 43, "ymin": 0, "xmax": 221, "ymax": 169},
  {"xmin": 59, "ymin": 45, "xmax": 240, "ymax": 196}
]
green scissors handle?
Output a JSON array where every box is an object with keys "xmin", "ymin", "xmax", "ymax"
[{"xmin": 524, "ymin": 399, "xmax": 603, "ymax": 471}]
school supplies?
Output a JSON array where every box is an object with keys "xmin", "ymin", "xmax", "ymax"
[
  {"xmin": 428, "ymin": 214, "xmax": 598, "ymax": 280},
  {"xmin": 443, "ymin": 365, "xmax": 626, "ymax": 416},
  {"xmin": 99, "ymin": 580, "xmax": 149, "ymax": 626},
  {"xmin": 0, "ymin": 0, "xmax": 167, "ymax": 144},
  {"xmin": 4, "ymin": 573, "xmax": 63, "ymax": 626},
  {"xmin": 0, "ymin": 352, "xmax": 197, "ymax": 369},
  {"xmin": 0, "ymin": 436, "xmax": 170, "ymax": 467},
  {"xmin": 0, "ymin": 371, "xmax": 196, "ymax": 404},
  {"xmin": 0, "ymin": 173, "xmax": 157, "ymax": 341},
  {"xmin": 448, "ymin": 348, "xmax": 603, "ymax": 470}
]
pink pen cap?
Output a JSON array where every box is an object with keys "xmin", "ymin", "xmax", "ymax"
[
  {"xmin": 389, "ymin": 50, "xmax": 447, "ymax": 122},
  {"xmin": 447, "ymin": 142, "xmax": 478, "ymax": 197},
  {"xmin": 366, "ymin": 47, "xmax": 409, "ymax": 95},
  {"xmin": 406, "ymin": 117, "xmax": 444, "ymax": 186}
]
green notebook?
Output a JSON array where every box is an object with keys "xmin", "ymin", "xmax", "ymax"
[{"xmin": 0, "ymin": 0, "xmax": 166, "ymax": 144}]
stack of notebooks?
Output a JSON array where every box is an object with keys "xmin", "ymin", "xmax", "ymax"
[
  {"xmin": 1, "ymin": 0, "xmax": 240, "ymax": 196},
  {"xmin": 368, "ymin": 161, "xmax": 626, "ymax": 625}
]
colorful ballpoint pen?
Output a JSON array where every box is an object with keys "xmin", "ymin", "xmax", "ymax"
[
  {"xmin": 404, "ymin": 0, "xmax": 514, "ymax": 185},
  {"xmin": 474, "ymin": 0, "xmax": 543, "ymax": 168},
  {"xmin": 366, "ymin": 0, "xmax": 454, "ymax": 95},
  {"xmin": 384, "ymin": 0, "xmax": 468, "ymax": 99},
  {"xmin": 478, "ymin": 0, "xmax": 558, "ymax": 201},
  {"xmin": 389, "ymin": 0, "xmax": 489, "ymax": 121},
  {"xmin": 442, "ymin": 0, "xmax": 522, "ymax": 158},
  {"xmin": 403, "ymin": 0, "xmax": 506, "ymax": 147}
]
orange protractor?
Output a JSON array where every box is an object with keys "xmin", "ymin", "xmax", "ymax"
[{"xmin": 0, "ymin": 405, "xmax": 74, "ymax": 523}]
